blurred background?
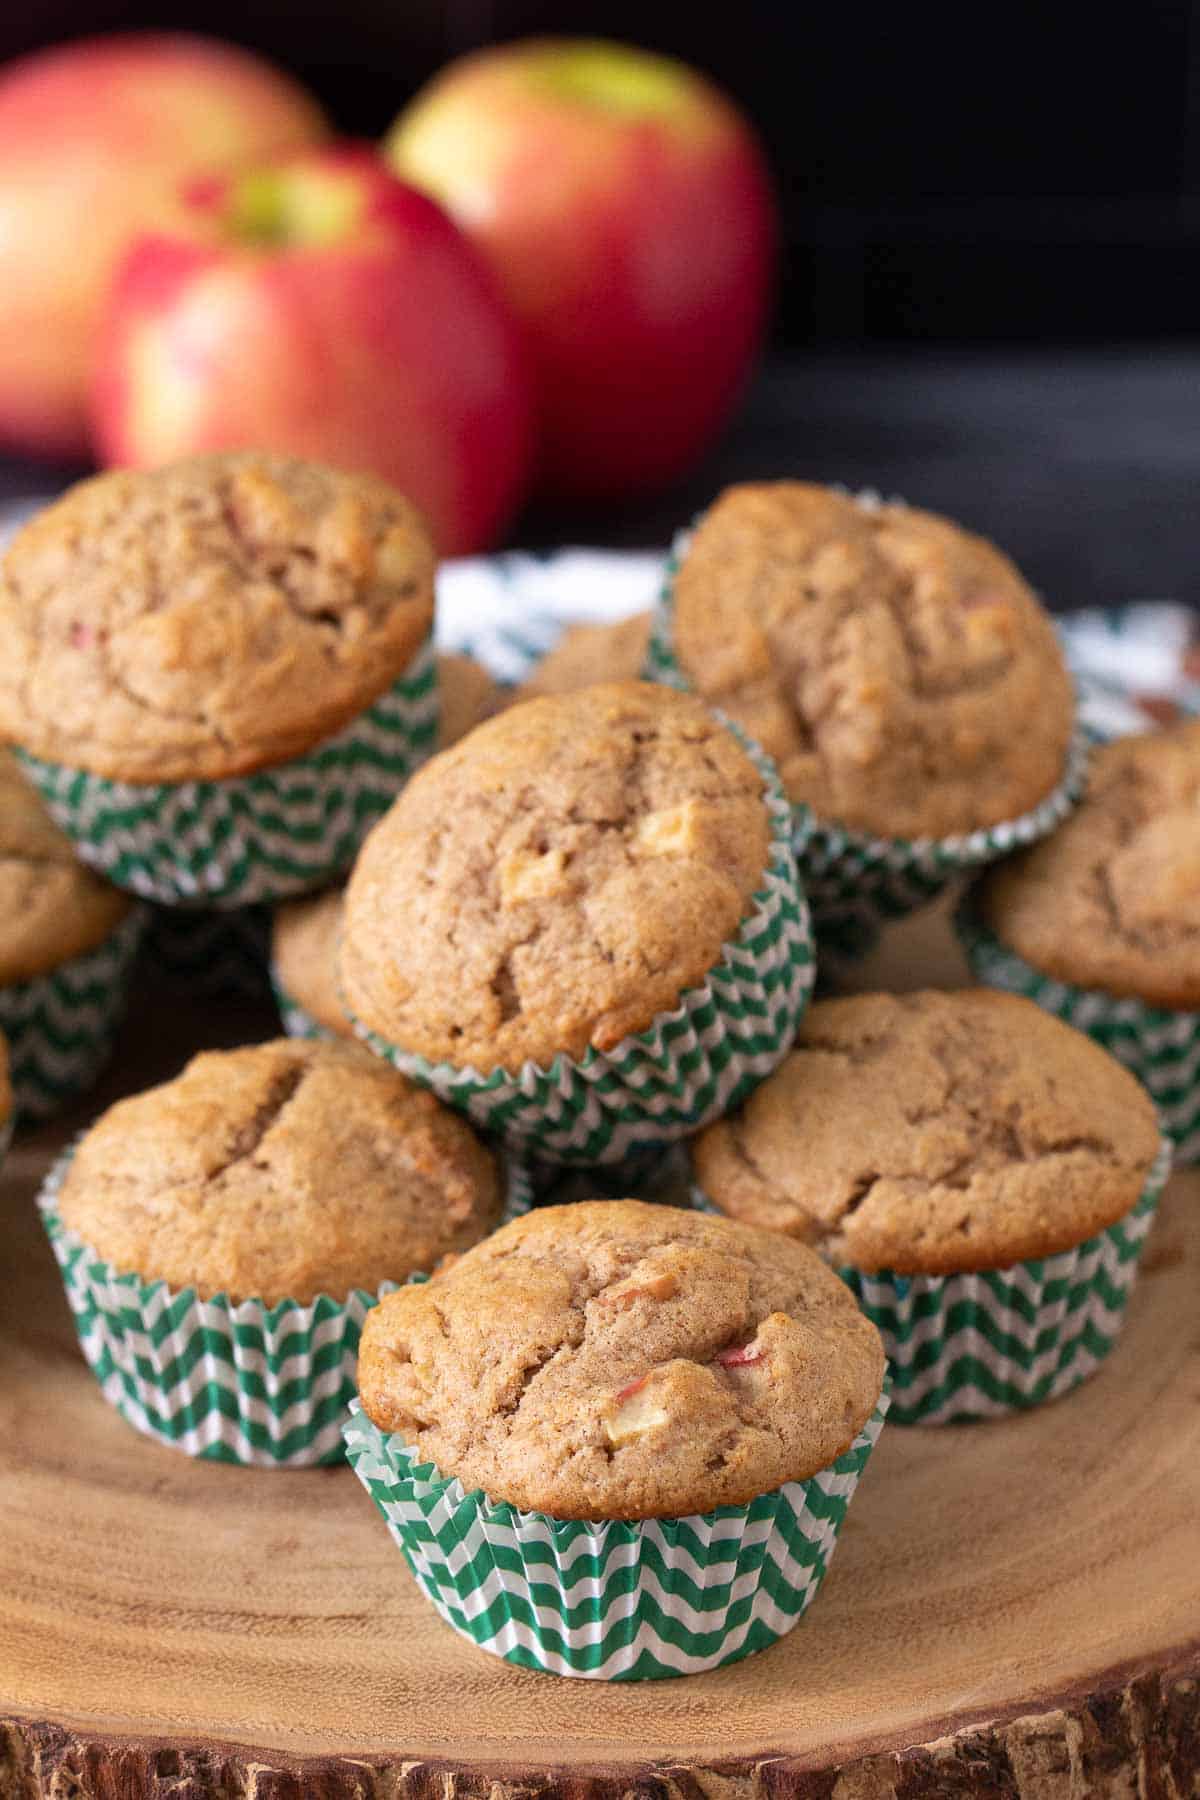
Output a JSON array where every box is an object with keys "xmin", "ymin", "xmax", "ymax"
[{"xmin": 2, "ymin": 3, "xmax": 1199, "ymax": 608}]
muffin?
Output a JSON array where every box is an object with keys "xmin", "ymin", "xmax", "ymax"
[
  {"xmin": 514, "ymin": 612, "xmax": 651, "ymax": 701},
  {"xmin": 0, "ymin": 751, "xmax": 145, "ymax": 1121},
  {"xmin": 271, "ymin": 650, "xmax": 499, "ymax": 1040},
  {"xmin": 1, "ymin": 452, "xmax": 438, "ymax": 905},
  {"xmin": 41, "ymin": 1036, "xmax": 507, "ymax": 1464},
  {"xmin": 436, "ymin": 650, "xmax": 500, "ymax": 744},
  {"xmin": 692, "ymin": 990, "xmax": 1170, "ymax": 1423},
  {"xmin": 647, "ymin": 483, "xmax": 1085, "ymax": 952},
  {"xmin": 345, "ymin": 1200, "xmax": 888, "ymax": 1678},
  {"xmin": 272, "ymin": 884, "xmax": 351, "ymax": 1040},
  {"xmin": 341, "ymin": 681, "xmax": 814, "ymax": 1162},
  {"xmin": 960, "ymin": 722, "xmax": 1200, "ymax": 1161}
]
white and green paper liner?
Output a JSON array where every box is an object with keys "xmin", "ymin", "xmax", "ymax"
[
  {"xmin": 341, "ymin": 1387, "xmax": 889, "ymax": 1681},
  {"xmin": 349, "ymin": 729, "xmax": 815, "ymax": 1166},
  {"xmin": 0, "ymin": 908, "xmax": 146, "ymax": 1124},
  {"xmin": 39, "ymin": 1149, "xmax": 534, "ymax": 1467},
  {"xmin": 957, "ymin": 900, "xmax": 1200, "ymax": 1165},
  {"xmin": 17, "ymin": 636, "xmax": 438, "ymax": 909},
  {"xmin": 833, "ymin": 1138, "xmax": 1173, "ymax": 1425},
  {"xmin": 143, "ymin": 904, "xmax": 272, "ymax": 1003},
  {"xmin": 645, "ymin": 530, "xmax": 1090, "ymax": 957}
]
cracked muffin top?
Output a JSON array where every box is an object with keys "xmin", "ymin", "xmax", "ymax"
[
  {"xmin": 357, "ymin": 1199, "xmax": 885, "ymax": 1518},
  {"xmin": 0, "ymin": 750, "xmax": 133, "ymax": 983},
  {"xmin": 0, "ymin": 452, "xmax": 435, "ymax": 783},
  {"xmin": 56, "ymin": 1037, "xmax": 501, "ymax": 1303},
  {"xmin": 514, "ymin": 613, "xmax": 651, "ymax": 701},
  {"xmin": 692, "ymin": 990, "xmax": 1162, "ymax": 1275},
  {"xmin": 670, "ymin": 483, "xmax": 1075, "ymax": 839},
  {"xmin": 341, "ymin": 682, "xmax": 772, "ymax": 1070},
  {"xmin": 975, "ymin": 723, "xmax": 1200, "ymax": 1010}
]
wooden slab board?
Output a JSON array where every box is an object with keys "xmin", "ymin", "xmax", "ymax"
[{"xmin": 2, "ymin": 904, "xmax": 1198, "ymax": 1798}]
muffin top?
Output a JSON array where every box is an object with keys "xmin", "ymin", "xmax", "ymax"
[
  {"xmin": 272, "ymin": 885, "xmax": 351, "ymax": 1039},
  {"xmin": 515, "ymin": 613, "xmax": 651, "ymax": 701},
  {"xmin": 0, "ymin": 751, "xmax": 133, "ymax": 982},
  {"xmin": 692, "ymin": 989, "xmax": 1162, "ymax": 1275},
  {"xmin": 977, "ymin": 723, "xmax": 1200, "ymax": 1010},
  {"xmin": 671, "ymin": 483, "xmax": 1075, "ymax": 839},
  {"xmin": 341, "ymin": 682, "xmax": 772, "ymax": 1070},
  {"xmin": 0, "ymin": 453, "xmax": 435, "ymax": 783},
  {"xmin": 436, "ymin": 651, "xmax": 499, "ymax": 748},
  {"xmin": 357, "ymin": 1199, "xmax": 885, "ymax": 1519},
  {"xmin": 56, "ymin": 1037, "xmax": 501, "ymax": 1304}
]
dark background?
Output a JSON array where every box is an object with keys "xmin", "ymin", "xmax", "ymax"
[
  {"xmin": 3, "ymin": 3, "xmax": 1200, "ymax": 605},
  {"xmin": 8, "ymin": 0, "xmax": 1200, "ymax": 346}
]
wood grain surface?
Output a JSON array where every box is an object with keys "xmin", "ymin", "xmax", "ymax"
[{"xmin": 1, "ymin": 906, "xmax": 1198, "ymax": 1797}]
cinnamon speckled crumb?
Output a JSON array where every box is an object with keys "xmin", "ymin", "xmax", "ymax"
[
  {"xmin": 693, "ymin": 989, "xmax": 1161, "ymax": 1275},
  {"xmin": 672, "ymin": 482, "xmax": 1074, "ymax": 838},
  {"xmin": 358, "ymin": 1199, "xmax": 884, "ymax": 1518}
]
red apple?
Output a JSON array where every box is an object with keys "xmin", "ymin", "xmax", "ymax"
[
  {"xmin": 0, "ymin": 32, "xmax": 327, "ymax": 460},
  {"xmin": 91, "ymin": 144, "xmax": 536, "ymax": 556},
  {"xmin": 385, "ymin": 38, "xmax": 778, "ymax": 503}
]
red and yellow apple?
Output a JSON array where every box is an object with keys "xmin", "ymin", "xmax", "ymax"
[
  {"xmin": 0, "ymin": 32, "xmax": 327, "ymax": 460},
  {"xmin": 91, "ymin": 144, "xmax": 535, "ymax": 556},
  {"xmin": 386, "ymin": 38, "xmax": 778, "ymax": 503}
]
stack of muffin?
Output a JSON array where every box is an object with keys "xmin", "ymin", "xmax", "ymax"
[{"xmin": 0, "ymin": 458, "xmax": 1190, "ymax": 1683}]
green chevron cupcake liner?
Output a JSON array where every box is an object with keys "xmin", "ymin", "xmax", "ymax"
[
  {"xmin": 834, "ymin": 1138, "xmax": 1172, "ymax": 1425},
  {"xmin": 956, "ymin": 900, "xmax": 1200, "ymax": 1165},
  {"xmin": 39, "ymin": 1149, "xmax": 535, "ymax": 1467},
  {"xmin": 142, "ymin": 904, "xmax": 272, "ymax": 1003},
  {"xmin": 644, "ymin": 531, "xmax": 1090, "ymax": 958},
  {"xmin": 17, "ymin": 636, "xmax": 438, "ymax": 909},
  {"xmin": 0, "ymin": 908, "xmax": 146, "ymax": 1125},
  {"xmin": 348, "ymin": 728, "xmax": 815, "ymax": 1165},
  {"xmin": 342, "ymin": 1388, "xmax": 889, "ymax": 1680}
]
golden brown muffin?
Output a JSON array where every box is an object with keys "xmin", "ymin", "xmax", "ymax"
[
  {"xmin": 358, "ymin": 1199, "xmax": 884, "ymax": 1518},
  {"xmin": 0, "ymin": 452, "xmax": 435, "ymax": 782},
  {"xmin": 57, "ymin": 1037, "xmax": 502, "ymax": 1304},
  {"xmin": 436, "ymin": 651, "xmax": 500, "ymax": 747},
  {"xmin": 341, "ymin": 682, "xmax": 771, "ymax": 1070},
  {"xmin": 671, "ymin": 483, "xmax": 1075, "ymax": 839},
  {"xmin": 514, "ymin": 613, "xmax": 651, "ymax": 700},
  {"xmin": 693, "ymin": 990, "xmax": 1162, "ymax": 1275},
  {"xmin": 0, "ymin": 750, "xmax": 133, "ymax": 983},
  {"xmin": 977, "ymin": 723, "xmax": 1200, "ymax": 1010},
  {"xmin": 272, "ymin": 884, "xmax": 351, "ymax": 1039}
]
